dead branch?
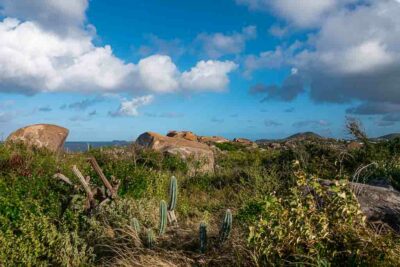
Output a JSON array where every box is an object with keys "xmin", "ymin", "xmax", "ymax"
[
  {"xmin": 53, "ymin": 173, "xmax": 73, "ymax": 186},
  {"xmin": 88, "ymin": 157, "xmax": 118, "ymax": 199},
  {"xmin": 72, "ymin": 165, "xmax": 96, "ymax": 210}
]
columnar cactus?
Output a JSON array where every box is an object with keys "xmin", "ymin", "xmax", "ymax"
[
  {"xmin": 219, "ymin": 209, "xmax": 232, "ymax": 243},
  {"xmin": 167, "ymin": 176, "xmax": 178, "ymax": 224},
  {"xmin": 146, "ymin": 229, "xmax": 155, "ymax": 248},
  {"xmin": 168, "ymin": 176, "xmax": 177, "ymax": 211},
  {"xmin": 199, "ymin": 222, "xmax": 208, "ymax": 253},
  {"xmin": 131, "ymin": 217, "xmax": 140, "ymax": 233},
  {"xmin": 159, "ymin": 200, "xmax": 168, "ymax": 235}
]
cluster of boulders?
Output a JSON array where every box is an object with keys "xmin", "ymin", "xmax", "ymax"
[{"xmin": 5, "ymin": 125, "xmax": 258, "ymax": 175}]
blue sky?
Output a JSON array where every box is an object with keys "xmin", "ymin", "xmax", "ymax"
[{"xmin": 0, "ymin": 0, "xmax": 400, "ymax": 141}]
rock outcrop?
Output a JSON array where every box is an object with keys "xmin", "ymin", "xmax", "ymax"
[
  {"xmin": 320, "ymin": 179, "xmax": 400, "ymax": 232},
  {"xmin": 136, "ymin": 132, "xmax": 214, "ymax": 174},
  {"xmin": 350, "ymin": 182, "xmax": 400, "ymax": 232},
  {"xmin": 166, "ymin": 131, "xmax": 198, "ymax": 142},
  {"xmin": 233, "ymin": 137, "xmax": 258, "ymax": 148},
  {"xmin": 7, "ymin": 124, "xmax": 69, "ymax": 153}
]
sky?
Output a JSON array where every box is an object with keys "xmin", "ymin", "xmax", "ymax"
[{"xmin": 0, "ymin": 0, "xmax": 400, "ymax": 141}]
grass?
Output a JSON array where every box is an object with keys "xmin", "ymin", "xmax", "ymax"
[{"xmin": 1, "ymin": 137, "xmax": 400, "ymax": 266}]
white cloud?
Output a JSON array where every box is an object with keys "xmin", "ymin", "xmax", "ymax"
[
  {"xmin": 0, "ymin": 19, "xmax": 237, "ymax": 94},
  {"xmin": 110, "ymin": 95, "xmax": 154, "ymax": 117},
  {"xmin": 0, "ymin": 18, "xmax": 134, "ymax": 94},
  {"xmin": 0, "ymin": 0, "xmax": 88, "ymax": 33},
  {"xmin": 181, "ymin": 60, "xmax": 238, "ymax": 91},
  {"xmin": 246, "ymin": 0, "xmax": 400, "ymax": 108},
  {"xmin": 196, "ymin": 26, "xmax": 257, "ymax": 58},
  {"xmin": 137, "ymin": 55, "xmax": 180, "ymax": 93},
  {"xmin": 236, "ymin": 0, "xmax": 354, "ymax": 28}
]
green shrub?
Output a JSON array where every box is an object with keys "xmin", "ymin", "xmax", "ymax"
[
  {"xmin": 248, "ymin": 167, "xmax": 400, "ymax": 265},
  {"xmin": 215, "ymin": 142, "xmax": 245, "ymax": 151}
]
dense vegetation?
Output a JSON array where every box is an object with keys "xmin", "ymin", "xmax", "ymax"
[{"xmin": 1, "ymin": 133, "xmax": 400, "ymax": 266}]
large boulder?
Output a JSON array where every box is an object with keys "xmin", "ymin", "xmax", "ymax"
[
  {"xmin": 320, "ymin": 180, "xmax": 400, "ymax": 232},
  {"xmin": 6, "ymin": 124, "xmax": 69, "ymax": 153},
  {"xmin": 136, "ymin": 132, "xmax": 214, "ymax": 174},
  {"xmin": 166, "ymin": 131, "xmax": 198, "ymax": 142},
  {"xmin": 350, "ymin": 182, "xmax": 400, "ymax": 232}
]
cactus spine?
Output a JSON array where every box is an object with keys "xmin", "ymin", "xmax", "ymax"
[
  {"xmin": 167, "ymin": 176, "xmax": 178, "ymax": 224},
  {"xmin": 146, "ymin": 229, "xmax": 155, "ymax": 248},
  {"xmin": 131, "ymin": 217, "xmax": 140, "ymax": 233},
  {"xmin": 159, "ymin": 200, "xmax": 168, "ymax": 235},
  {"xmin": 219, "ymin": 209, "xmax": 232, "ymax": 243},
  {"xmin": 199, "ymin": 222, "xmax": 208, "ymax": 253}
]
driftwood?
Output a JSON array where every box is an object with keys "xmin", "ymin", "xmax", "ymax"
[{"xmin": 54, "ymin": 158, "xmax": 120, "ymax": 211}]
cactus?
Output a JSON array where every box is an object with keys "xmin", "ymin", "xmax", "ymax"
[
  {"xmin": 168, "ymin": 176, "xmax": 177, "ymax": 210},
  {"xmin": 131, "ymin": 217, "xmax": 140, "ymax": 233},
  {"xmin": 219, "ymin": 209, "xmax": 232, "ymax": 243},
  {"xmin": 159, "ymin": 200, "xmax": 168, "ymax": 235},
  {"xmin": 167, "ymin": 176, "xmax": 178, "ymax": 224},
  {"xmin": 146, "ymin": 229, "xmax": 155, "ymax": 248},
  {"xmin": 199, "ymin": 222, "xmax": 207, "ymax": 253}
]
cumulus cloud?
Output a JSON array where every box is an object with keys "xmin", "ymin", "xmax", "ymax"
[
  {"xmin": 196, "ymin": 26, "xmax": 257, "ymax": 58},
  {"xmin": 0, "ymin": 2, "xmax": 237, "ymax": 95},
  {"xmin": 181, "ymin": 60, "xmax": 238, "ymax": 91},
  {"xmin": 244, "ymin": 0, "xmax": 400, "ymax": 114},
  {"xmin": 137, "ymin": 55, "xmax": 180, "ymax": 93},
  {"xmin": 236, "ymin": 0, "xmax": 354, "ymax": 28},
  {"xmin": 0, "ymin": 18, "xmax": 134, "ymax": 94},
  {"xmin": 0, "ymin": 0, "xmax": 88, "ymax": 33},
  {"xmin": 109, "ymin": 95, "xmax": 154, "ymax": 117}
]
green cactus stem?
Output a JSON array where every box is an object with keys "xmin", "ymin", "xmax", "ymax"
[
  {"xmin": 167, "ymin": 176, "xmax": 178, "ymax": 224},
  {"xmin": 131, "ymin": 217, "xmax": 140, "ymax": 233},
  {"xmin": 219, "ymin": 209, "xmax": 232, "ymax": 243},
  {"xmin": 199, "ymin": 222, "xmax": 208, "ymax": 253},
  {"xmin": 159, "ymin": 200, "xmax": 168, "ymax": 235},
  {"xmin": 146, "ymin": 229, "xmax": 155, "ymax": 248}
]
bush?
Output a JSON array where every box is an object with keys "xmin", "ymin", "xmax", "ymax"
[{"xmin": 248, "ymin": 166, "xmax": 400, "ymax": 265}]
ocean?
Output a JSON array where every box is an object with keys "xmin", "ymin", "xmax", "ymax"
[{"xmin": 64, "ymin": 141, "xmax": 130, "ymax": 152}]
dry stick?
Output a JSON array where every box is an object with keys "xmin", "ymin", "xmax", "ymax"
[
  {"xmin": 53, "ymin": 173, "xmax": 73, "ymax": 186},
  {"xmin": 88, "ymin": 158, "xmax": 117, "ymax": 198},
  {"xmin": 72, "ymin": 165, "xmax": 96, "ymax": 209}
]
